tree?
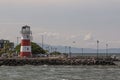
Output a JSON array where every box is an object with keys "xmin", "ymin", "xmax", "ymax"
[
  {"xmin": 50, "ymin": 51, "xmax": 61, "ymax": 55},
  {"xmin": 15, "ymin": 42, "xmax": 46, "ymax": 55},
  {"xmin": 0, "ymin": 42, "xmax": 14, "ymax": 56}
]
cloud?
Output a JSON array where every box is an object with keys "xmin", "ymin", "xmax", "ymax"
[{"xmin": 84, "ymin": 33, "xmax": 94, "ymax": 41}]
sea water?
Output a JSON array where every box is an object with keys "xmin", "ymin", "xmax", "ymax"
[{"xmin": 0, "ymin": 65, "xmax": 120, "ymax": 80}]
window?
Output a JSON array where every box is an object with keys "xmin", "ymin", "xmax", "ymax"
[{"xmin": 27, "ymin": 48, "xmax": 29, "ymax": 50}]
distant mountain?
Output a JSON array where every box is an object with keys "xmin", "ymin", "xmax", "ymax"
[{"xmin": 38, "ymin": 43, "xmax": 120, "ymax": 53}]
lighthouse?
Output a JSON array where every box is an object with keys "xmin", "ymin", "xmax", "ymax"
[{"xmin": 20, "ymin": 25, "xmax": 32, "ymax": 57}]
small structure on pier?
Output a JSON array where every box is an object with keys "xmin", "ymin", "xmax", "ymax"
[
  {"xmin": 0, "ymin": 39, "xmax": 14, "ymax": 50},
  {"xmin": 20, "ymin": 25, "xmax": 32, "ymax": 57}
]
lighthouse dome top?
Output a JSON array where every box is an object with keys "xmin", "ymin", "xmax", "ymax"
[{"xmin": 21, "ymin": 25, "xmax": 31, "ymax": 34}]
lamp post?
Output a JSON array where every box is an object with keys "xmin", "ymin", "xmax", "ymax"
[
  {"xmin": 17, "ymin": 37, "xmax": 21, "ymax": 45},
  {"xmin": 69, "ymin": 46, "xmax": 72, "ymax": 65},
  {"xmin": 65, "ymin": 46, "xmax": 67, "ymax": 54},
  {"xmin": 46, "ymin": 45, "xmax": 50, "ymax": 57},
  {"xmin": 64, "ymin": 46, "xmax": 67, "ymax": 58},
  {"xmin": 51, "ymin": 46, "xmax": 53, "ymax": 53},
  {"xmin": 69, "ymin": 46, "xmax": 71, "ymax": 58},
  {"xmin": 55, "ymin": 48, "xmax": 57, "ymax": 52},
  {"xmin": 16, "ymin": 37, "xmax": 20, "ymax": 55},
  {"xmin": 82, "ymin": 48, "xmax": 83, "ymax": 58},
  {"xmin": 97, "ymin": 40, "xmax": 99, "ymax": 59},
  {"xmin": 106, "ymin": 44, "xmax": 108, "ymax": 57},
  {"xmin": 42, "ymin": 35, "xmax": 44, "ymax": 49},
  {"xmin": 4, "ymin": 40, "xmax": 7, "ymax": 53}
]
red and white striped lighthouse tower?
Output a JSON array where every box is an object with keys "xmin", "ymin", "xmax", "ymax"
[{"xmin": 20, "ymin": 25, "xmax": 32, "ymax": 57}]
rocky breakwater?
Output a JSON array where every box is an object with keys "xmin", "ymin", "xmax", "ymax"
[{"xmin": 0, "ymin": 57, "xmax": 115, "ymax": 66}]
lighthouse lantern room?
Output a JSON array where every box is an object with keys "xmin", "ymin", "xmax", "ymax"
[{"xmin": 20, "ymin": 25, "xmax": 32, "ymax": 57}]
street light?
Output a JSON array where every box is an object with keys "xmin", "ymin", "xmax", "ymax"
[
  {"xmin": 16, "ymin": 37, "xmax": 21, "ymax": 55},
  {"xmin": 17, "ymin": 37, "xmax": 21, "ymax": 45},
  {"xmin": 63, "ymin": 46, "xmax": 67, "ymax": 58},
  {"xmin": 41, "ymin": 35, "xmax": 44, "ymax": 49},
  {"xmin": 65, "ymin": 46, "xmax": 67, "ymax": 54},
  {"xmin": 69, "ymin": 46, "xmax": 72, "ymax": 65},
  {"xmin": 50, "ymin": 46, "xmax": 53, "ymax": 53},
  {"xmin": 106, "ymin": 44, "xmax": 108, "ymax": 57},
  {"xmin": 97, "ymin": 40, "xmax": 99, "ymax": 59},
  {"xmin": 69, "ymin": 46, "xmax": 71, "ymax": 58},
  {"xmin": 82, "ymin": 48, "xmax": 83, "ymax": 57},
  {"xmin": 55, "ymin": 48, "xmax": 57, "ymax": 52}
]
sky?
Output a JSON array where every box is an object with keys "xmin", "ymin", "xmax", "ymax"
[{"xmin": 0, "ymin": 0, "xmax": 120, "ymax": 49}]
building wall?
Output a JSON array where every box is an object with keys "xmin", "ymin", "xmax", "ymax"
[{"xmin": 0, "ymin": 39, "xmax": 14, "ymax": 50}]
